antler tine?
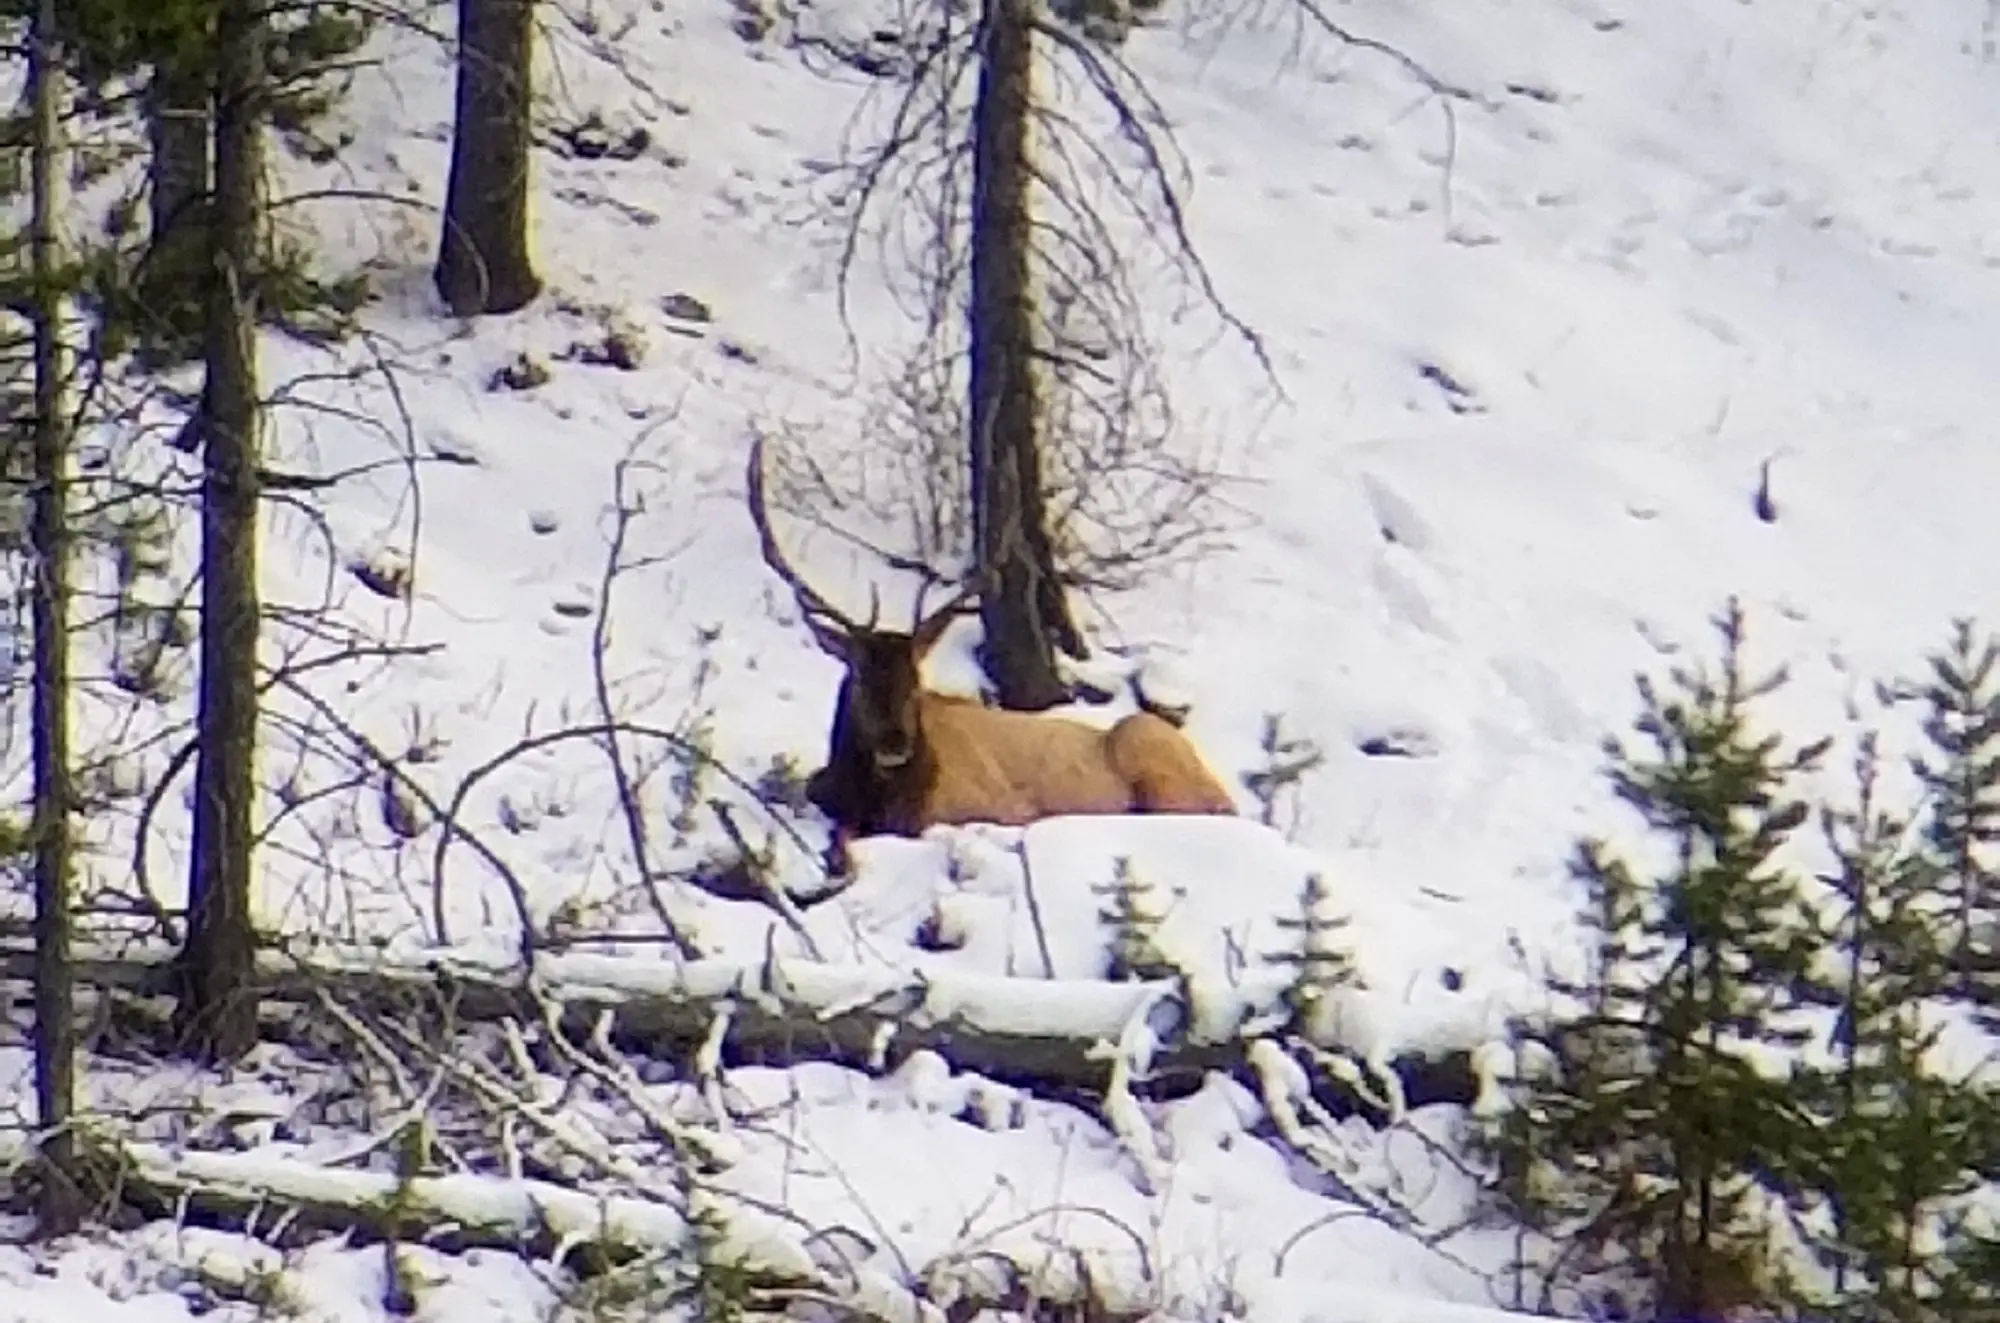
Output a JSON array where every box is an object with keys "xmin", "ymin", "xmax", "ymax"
[
  {"xmin": 913, "ymin": 568, "xmax": 984, "ymax": 630},
  {"xmin": 745, "ymin": 434, "xmax": 856, "ymax": 631}
]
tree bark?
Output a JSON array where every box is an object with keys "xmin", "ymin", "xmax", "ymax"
[
  {"xmin": 28, "ymin": 0, "xmax": 82, "ymax": 1238},
  {"xmin": 434, "ymin": 0, "xmax": 542, "ymax": 317},
  {"xmin": 177, "ymin": 0, "xmax": 264, "ymax": 1063},
  {"xmin": 146, "ymin": 55, "xmax": 211, "ymax": 255},
  {"xmin": 966, "ymin": 0, "xmax": 1080, "ymax": 712},
  {"xmin": 130, "ymin": 51, "xmax": 214, "ymax": 361}
]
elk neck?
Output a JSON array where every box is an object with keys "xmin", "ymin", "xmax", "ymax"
[{"xmin": 822, "ymin": 676, "xmax": 942, "ymax": 837}]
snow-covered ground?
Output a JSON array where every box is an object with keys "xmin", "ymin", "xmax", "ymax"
[{"xmin": 6, "ymin": 0, "xmax": 2000, "ymax": 1316}]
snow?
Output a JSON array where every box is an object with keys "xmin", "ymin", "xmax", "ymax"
[{"xmin": 6, "ymin": 0, "xmax": 2000, "ymax": 1316}]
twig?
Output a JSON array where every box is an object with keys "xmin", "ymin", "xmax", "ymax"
[
  {"xmin": 1015, "ymin": 839, "xmax": 1056, "ymax": 979},
  {"xmin": 590, "ymin": 436, "xmax": 698, "ymax": 952}
]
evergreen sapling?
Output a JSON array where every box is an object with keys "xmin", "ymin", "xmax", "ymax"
[
  {"xmin": 1482, "ymin": 600, "xmax": 1829, "ymax": 1320},
  {"xmin": 1804, "ymin": 728, "xmax": 1993, "ymax": 1321},
  {"xmin": 1908, "ymin": 619, "xmax": 2000, "ymax": 1024}
]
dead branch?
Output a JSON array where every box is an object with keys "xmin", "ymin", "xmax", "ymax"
[{"xmin": 420, "ymin": 718, "xmax": 823, "ymax": 954}]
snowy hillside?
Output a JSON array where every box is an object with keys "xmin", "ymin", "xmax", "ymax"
[{"xmin": 5, "ymin": 0, "xmax": 2000, "ymax": 1316}]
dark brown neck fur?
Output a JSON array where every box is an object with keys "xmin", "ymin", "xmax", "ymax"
[{"xmin": 807, "ymin": 679, "xmax": 940, "ymax": 838}]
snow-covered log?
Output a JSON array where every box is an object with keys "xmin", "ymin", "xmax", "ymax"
[
  {"xmin": 5, "ymin": 1135, "xmax": 1554, "ymax": 1323},
  {"xmin": 0, "ymin": 1135, "xmax": 943, "ymax": 1322},
  {"xmin": 0, "ymin": 936, "xmax": 1477, "ymax": 1122}
]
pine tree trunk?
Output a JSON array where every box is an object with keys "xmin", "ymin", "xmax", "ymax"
[
  {"xmin": 28, "ymin": 0, "xmax": 81, "ymax": 1237},
  {"xmin": 435, "ymin": 0, "xmax": 541, "ymax": 317},
  {"xmin": 138, "ymin": 53, "xmax": 214, "ymax": 360},
  {"xmin": 966, "ymin": 0, "xmax": 1079, "ymax": 712},
  {"xmin": 177, "ymin": 0, "xmax": 264, "ymax": 1063},
  {"xmin": 146, "ymin": 55, "xmax": 210, "ymax": 256}
]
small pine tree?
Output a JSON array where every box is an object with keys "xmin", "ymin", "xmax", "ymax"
[
  {"xmin": 1095, "ymin": 855, "xmax": 1173, "ymax": 982},
  {"xmin": 1803, "ymin": 729, "xmax": 1993, "ymax": 1322},
  {"xmin": 1482, "ymin": 599, "xmax": 1829, "ymax": 1319},
  {"xmin": 1476, "ymin": 840, "xmax": 1648, "ymax": 1211},
  {"xmin": 1263, "ymin": 872, "xmax": 1406, "ymax": 1113},
  {"xmin": 1941, "ymin": 1220, "xmax": 2000, "ymax": 1315},
  {"xmin": 1269, "ymin": 871, "xmax": 1359, "ymax": 1032},
  {"xmin": 1907, "ymin": 619, "xmax": 2000, "ymax": 1025}
]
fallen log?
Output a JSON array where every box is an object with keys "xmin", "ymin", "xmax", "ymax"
[
  {"xmin": 2, "ymin": 1135, "xmax": 1548, "ymax": 1323},
  {"xmin": 0, "ymin": 936, "xmax": 1480, "ymax": 1124},
  {"xmin": 7, "ymin": 1134, "xmax": 937, "ymax": 1323}
]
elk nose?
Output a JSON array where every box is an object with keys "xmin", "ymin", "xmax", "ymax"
[{"xmin": 875, "ymin": 737, "xmax": 913, "ymax": 769}]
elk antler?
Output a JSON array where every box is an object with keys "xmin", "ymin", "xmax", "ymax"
[
  {"xmin": 912, "ymin": 574, "xmax": 983, "ymax": 631},
  {"xmin": 908, "ymin": 566, "xmax": 986, "ymax": 655},
  {"xmin": 746, "ymin": 434, "xmax": 858, "ymax": 642}
]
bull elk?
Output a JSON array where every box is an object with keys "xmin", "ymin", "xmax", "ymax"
[{"xmin": 746, "ymin": 437, "xmax": 1238, "ymax": 873}]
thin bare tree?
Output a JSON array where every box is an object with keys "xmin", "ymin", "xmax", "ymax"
[
  {"xmin": 176, "ymin": 0, "xmax": 267, "ymax": 1061},
  {"xmin": 28, "ymin": 0, "xmax": 82, "ymax": 1236},
  {"xmin": 965, "ymin": 0, "xmax": 1078, "ymax": 710},
  {"xmin": 796, "ymin": 0, "xmax": 1272, "ymax": 708}
]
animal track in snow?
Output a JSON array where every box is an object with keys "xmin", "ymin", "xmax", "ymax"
[
  {"xmin": 1503, "ymin": 80, "xmax": 1565, "ymax": 105},
  {"xmin": 1355, "ymin": 725, "xmax": 1442, "ymax": 759},
  {"xmin": 1681, "ymin": 305, "xmax": 1743, "ymax": 345},
  {"xmin": 1683, "ymin": 206, "xmax": 1760, "ymax": 256},
  {"xmin": 1358, "ymin": 473, "xmax": 1438, "ymax": 554},
  {"xmin": 1492, "ymin": 653, "xmax": 1590, "ymax": 744},
  {"xmin": 1415, "ymin": 360, "xmax": 1485, "ymax": 414},
  {"xmin": 1371, "ymin": 556, "xmax": 1454, "ymax": 641},
  {"xmin": 1879, "ymin": 236, "xmax": 1939, "ymax": 259}
]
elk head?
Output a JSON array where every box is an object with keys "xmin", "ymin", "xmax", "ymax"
[{"xmin": 745, "ymin": 437, "xmax": 979, "ymax": 829}]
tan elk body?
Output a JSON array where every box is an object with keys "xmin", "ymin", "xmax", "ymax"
[
  {"xmin": 746, "ymin": 438, "xmax": 1237, "ymax": 867},
  {"xmin": 845, "ymin": 653, "xmax": 1241, "ymax": 835}
]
